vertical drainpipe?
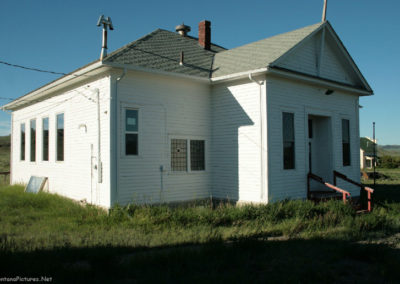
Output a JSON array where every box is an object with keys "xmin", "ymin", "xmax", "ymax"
[
  {"xmin": 111, "ymin": 68, "xmax": 126, "ymax": 206},
  {"xmin": 249, "ymin": 74, "xmax": 266, "ymax": 202}
]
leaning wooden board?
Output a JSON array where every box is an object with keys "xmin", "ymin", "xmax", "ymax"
[{"xmin": 25, "ymin": 176, "xmax": 48, "ymax": 193}]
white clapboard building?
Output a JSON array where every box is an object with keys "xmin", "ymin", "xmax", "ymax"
[{"xmin": 3, "ymin": 20, "xmax": 372, "ymax": 207}]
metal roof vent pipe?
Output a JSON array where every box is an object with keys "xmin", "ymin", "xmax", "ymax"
[
  {"xmin": 175, "ymin": 23, "xmax": 191, "ymax": 36},
  {"xmin": 179, "ymin": 51, "xmax": 184, "ymax": 66},
  {"xmin": 97, "ymin": 15, "xmax": 114, "ymax": 60},
  {"xmin": 198, "ymin": 20, "xmax": 211, "ymax": 50}
]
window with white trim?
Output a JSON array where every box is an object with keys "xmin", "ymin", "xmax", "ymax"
[
  {"xmin": 125, "ymin": 109, "xmax": 138, "ymax": 155},
  {"xmin": 30, "ymin": 119, "xmax": 36, "ymax": 162},
  {"xmin": 20, "ymin": 123, "xmax": 25, "ymax": 161},
  {"xmin": 342, "ymin": 119, "xmax": 350, "ymax": 166},
  {"xmin": 56, "ymin": 113, "xmax": 64, "ymax": 161},
  {"xmin": 171, "ymin": 139, "xmax": 205, "ymax": 172},
  {"xmin": 282, "ymin": 112, "xmax": 295, "ymax": 169},
  {"xmin": 42, "ymin": 117, "xmax": 49, "ymax": 161}
]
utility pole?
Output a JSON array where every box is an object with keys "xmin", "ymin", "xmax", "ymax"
[{"xmin": 322, "ymin": 0, "xmax": 328, "ymax": 22}]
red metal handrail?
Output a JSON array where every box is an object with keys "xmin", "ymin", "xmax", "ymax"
[
  {"xmin": 333, "ymin": 170, "xmax": 374, "ymax": 212},
  {"xmin": 308, "ymin": 173, "xmax": 351, "ymax": 203}
]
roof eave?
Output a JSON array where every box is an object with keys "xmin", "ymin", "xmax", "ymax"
[
  {"xmin": 267, "ymin": 66, "xmax": 373, "ymax": 96},
  {"xmin": 103, "ymin": 62, "xmax": 211, "ymax": 83}
]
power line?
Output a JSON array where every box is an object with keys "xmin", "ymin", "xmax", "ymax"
[
  {"xmin": 0, "ymin": 60, "xmax": 69, "ymax": 76},
  {"xmin": 0, "ymin": 60, "xmax": 93, "ymax": 78}
]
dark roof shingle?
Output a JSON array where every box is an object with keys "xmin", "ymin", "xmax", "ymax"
[{"xmin": 104, "ymin": 29, "xmax": 226, "ymax": 78}]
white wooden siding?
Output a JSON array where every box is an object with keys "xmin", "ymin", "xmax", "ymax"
[
  {"xmin": 278, "ymin": 29, "xmax": 359, "ymax": 86},
  {"xmin": 211, "ymin": 79, "xmax": 266, "ymax": 202},
  {"xmin": 114, "ymin": 70, "xmax": 211, "ymax": 205},
  {"xmin": 266, "ymin": 76, "xmax": 361, "ymax": 201},
  {"xmin": 11, "ymin": 76, "xmax": 111, "ymax": 207}
]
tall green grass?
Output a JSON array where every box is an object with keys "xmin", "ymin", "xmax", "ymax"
[{"xmin": 1, "ymin": 185, "xmax": 399, "ymax": 253}]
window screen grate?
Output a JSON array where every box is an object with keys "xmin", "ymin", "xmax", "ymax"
[
  {"xmin": 171, "ymin": 139, "xmax": 187, "ymax": 171},
  {"xmin": 190, "ymin": 140, "xmax": 205, "ymax": 171}
]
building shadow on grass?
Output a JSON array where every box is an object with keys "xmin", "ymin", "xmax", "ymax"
[
  {"xmin": 1, "ymin": 236, "xmax": 399, "ymax": 283},
  {"xmin": 371, "ymin": 184, "xmax": 400, "ymax": 204}
]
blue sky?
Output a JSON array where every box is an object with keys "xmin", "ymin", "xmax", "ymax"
[{"xmin": 0, "ymin": 0, "xmax": 399, "ymax": 144}]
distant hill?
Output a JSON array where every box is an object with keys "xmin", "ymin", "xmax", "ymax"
[
  {"xmin": 360, "ymin": 137, "xmax": 400, "ymax": 157},
  {"xmin": 378, "ymin": 145, "xmax": 400, "ymax": 157},
  {"xmin": 0, "ymin": 135, "xmax": 10, "ymax": 172}
]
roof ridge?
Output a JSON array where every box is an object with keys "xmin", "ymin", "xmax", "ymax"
[{"xmin": 155, "ymin": 28, "xmax": 227, "ymax": 52}]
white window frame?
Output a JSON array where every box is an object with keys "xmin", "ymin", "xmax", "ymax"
[
  {"xmin": 55, "ymin": 112, "xmax": 65, "ymax": 163},
  {"xmin": 42, "ymin": 116, "xmax": 50, "ymax": 162},
  {"xmin": 341, "ymin": 117, "xmax": 351, "ymax": 167},
  {"xmin": 29, "ymin": 118, "xmax": 36, "ymax": 163},
  {"xmin": 282, "ymin": 111, "xmax": 295, "ymax": 171},
  {"xmin": 20, "ymin": 122, "xmax": 26, "ymax": 161},
  {"xmin": 122, "ymin": 107, "xmax": 140, "ymax": 158}
]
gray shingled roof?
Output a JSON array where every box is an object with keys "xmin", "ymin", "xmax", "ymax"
[
  {"xmin": 211, "ymin": 22, "xmax": 323, "ymax": 78},
  {"xmin": 104, "ymin": 29, "xmax": 226, "ymax": 78},
  {"xmin": 104, "ymin": 22, "xmax": 323, "ymax": 79}
]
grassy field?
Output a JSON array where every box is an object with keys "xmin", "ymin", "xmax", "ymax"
[{"xmin": 0, "ymin": 170, "xmax": 400, "ymax": 283}]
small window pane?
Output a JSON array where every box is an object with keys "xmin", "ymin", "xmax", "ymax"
[
  {"xmin": 126, "ymin": 133, "xmax": 138, "ymax": 155},
  {"xmin": 284, "ymin": 142, "xmax": 295, "ymax": 169},
  {"xmin": 126, "ymin": 110, "xmax": 138, "ymax": 132},
  {"xmin": 282, "ymin": 112, "xmax": 295, "ymax": 169},
  {"xmin": 42, "ymin": 118, "xmax": 49, "ymax": 161},
  {"xmin": 30, "ymin": 119, "xmax": 36, "ymax": 162},
  {"xmin": 20, "ymin": 123, "xmax": 25, "ymax": 161},
  {"xmin": 171, "ymin": 139, "xmax": 187, "ymax": 171},
  {"xmin": 342, "ymin": 119, "xmax": 350, "ymax": 143},
  {"xmin": 57, "ymin": 114, "xmax": 64, "ymax": 161},
  {"xmin": 190, "ymin": 140, "xmax": 205, "ymax": 171},
  {"xmin": 283, "ymin": 113, "xmax": 294, "ymax": 142}
]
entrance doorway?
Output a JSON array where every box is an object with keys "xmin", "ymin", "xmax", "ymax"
[{"xmin": 308, "ymin": 115, "xmax": 333, "ymax": 190}]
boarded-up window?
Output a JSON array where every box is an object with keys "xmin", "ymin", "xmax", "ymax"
[
  {"xmin": 20, "ymin": 123, "xmax": 25, "ymax": 161},
  {"xmin": 56, "ymin": 113, "xmax": 64, "ymax": 161},
  {"xmin": 42, "ymin": 117, "xmax": 49, "ymax": 161},
  {"xmin": 190, "ymin": 140, "xmax": 205, "ymax": 171},
  {"xmin": 171, "ymin": 139, "xmax": 187, "ymax": 171},
  {"xmin": 283, "ymin": 112, "xmax": 295, "ymax": 169},
  {"xmin": 125, "ymin": 109, "xmax": 138, "ymax": 155},
  {"xmin": 342, "ymin": 119, "xmax": 350, "ymax": 166},
  {"xmin": 30, "ymin": 119, "xmax": 36, "ymax": 162}
]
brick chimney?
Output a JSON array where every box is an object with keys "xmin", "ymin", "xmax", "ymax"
[{"xmin": 198, "ymin": 20, "xmax": 211, "ymax": 50}]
